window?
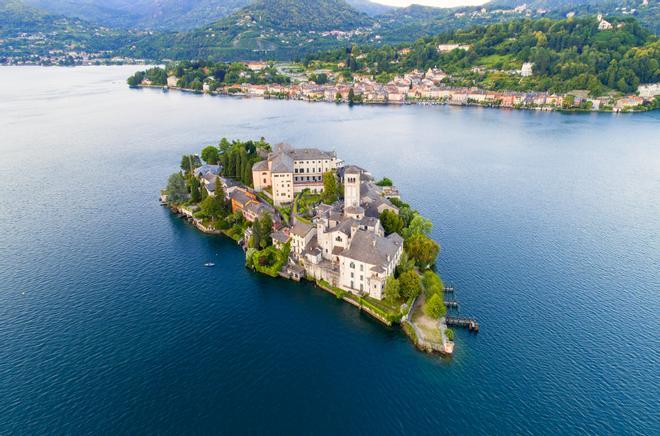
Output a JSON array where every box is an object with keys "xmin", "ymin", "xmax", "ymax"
[
  {"xmin": 359, "ymin": 265, "xmax": 363, "ymax": 271},
  {"xmin": 350, "ymin": 272, "xmax": 354, "ymax": 278},
  {"xmin": 263, "ymin": 179, "xmax": 266, "ymax": 184},
  {"xmin": 360, "ymin": 275, "xmax": 363, "ymax": 281},
  {"xmin": 360, "ymin": 284, "xmax": 363, "ymax": 291},
  {"xmin": 350, "ymin": 262, "xmax": 355, "ymax": 269},
  {"xmin": 351, "ymin": 281, "xmax": 354, "ymax": 289}
]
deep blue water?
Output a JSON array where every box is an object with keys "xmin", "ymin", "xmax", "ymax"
[{"xmin": 0, "ymin": 66, "xmax": 658, "ymax": 434}]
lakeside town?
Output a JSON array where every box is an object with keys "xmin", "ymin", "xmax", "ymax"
[
  {"xmin": 136, "ymin": 60, "xmax": 660, "ymax": 113},
  {"xmin": 161, "ymin": 140, "xmax": 475, "ymax": 356}
]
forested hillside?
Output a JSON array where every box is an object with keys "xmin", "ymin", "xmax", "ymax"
[{"xmin": 305, "ymin": 16, "xmax": 659, "ymax": 94}]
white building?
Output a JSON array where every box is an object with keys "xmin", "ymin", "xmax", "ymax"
[
  {"xmin": 297, "ymin": 166, "xmax": 402, "ymax": 300},
  {"xmin": 521, "ymin": 62, "xmax": 534, "ymax": 77},
  {"xmin": 638, "ymin": 83, "xmax": 660, "ymax": 99},
  {"xmin": 252, "ymin": 143, "xmax": 340, "ymax": 206}
]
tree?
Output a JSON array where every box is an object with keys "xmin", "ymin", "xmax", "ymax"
[
  {"xmin": 375, "ymin": 177, "xmax": 393, "ymax": 186},
  {"xmin": 395, "ymin": 251, "xmax": 415, "ymax": 276},
  {"xmin": 424, "ymin": 293, "xmax": 446, "ymax": 319},
  {"xmin": 399, "ymin": 270, "xmax": 421, "ymax": 299},
  {"xmin": 200, "ymin": 194, "xmax": 227, "ymax": 222},
  {"xmin": 348, "ymin": 88, "xmax": 355, "ymax": 105},
  {"xmin": 190, "ymin": 177, "xmax": 202, "ymax": 203},
  {"xmin": 165, "ymin": 173, "xmax": 188, "ymax": 204},
  {"xmin": 384, "ymin": 277, "xmax": 400, "ymax": 304},
  {"xmin": 201, "ymin": 145, "xmax": 220, "ymax": 164},
  {"xmin": 252, "ymin": 213, "xmax": 273, "ymax": 249},
  {"xmin": 380, "ymin": 209, "xmax": 404, "ymax": 235},
  {"xmin": 405, "ymin": 233, "xmax": 440, "ymax": 270},
  {"xmin": 214, "ymin": 176, "xmax": 225, "ymax": 203},
  {"xmin": 401, "ymin": 215, "xmax": 432, "ymax": 239},
  {"xmin": 422, "ymin": 271, "xmax": 444, "ymax": 297},
  {"xmin": 180, "ymin": 154, "xmax": 201, "ymax": 174},
  {"xmin": 321, "ymin": 171, "xmax": 339, "ymax": 204}
]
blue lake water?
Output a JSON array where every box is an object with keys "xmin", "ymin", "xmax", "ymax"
[{"xmin": 0, "ymin": 66, "xmax": 658, "ymax": 434}]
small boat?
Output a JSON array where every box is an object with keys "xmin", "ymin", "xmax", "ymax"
[{"xmin": 204, "ymin": 262, "xmax": 215, "ymax": 267}]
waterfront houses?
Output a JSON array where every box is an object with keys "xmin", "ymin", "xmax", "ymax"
[{"xmin": 158, "ymin": 65, "xmax": 657, "ymax": 113}]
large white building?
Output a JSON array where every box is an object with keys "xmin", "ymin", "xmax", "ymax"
[
  {"xmin": 252, "ymin": 143, "xmax": 339, "ymax": 206},
  {"xmin": 296, "ymin": 165, "xmax": 403, "ymax": 300}
]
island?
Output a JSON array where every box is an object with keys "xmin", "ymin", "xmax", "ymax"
[
  {"xmin": 129, "ymin": 16, "xmax": 660, "ymax": 113},
  {"xmin": 161, "ymin": 139, "xmax": 477, "ymax": 355}
]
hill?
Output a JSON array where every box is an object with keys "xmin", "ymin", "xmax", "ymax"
[
  {"xmin": 304, "ymin": 15, "xmax": 659, "ymax": 95},
  {"xmin": 125, "ymin": 0, "xmax": 375, "ymax": 61},
  {"xmin": 22, "ymin": 0, "xmax": 250, "ymax": 30},
  {"xmin": 0, "ymin": 0, "xmax": 143, "ymax": 64},
  {"xmin": 22, "ymin": 0, "xmax": 396, "ymax": 30}
]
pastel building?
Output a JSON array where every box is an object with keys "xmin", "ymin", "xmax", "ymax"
[{"xmin": 252, "ymin": 143, "xmax": 339, "ymax": 206}]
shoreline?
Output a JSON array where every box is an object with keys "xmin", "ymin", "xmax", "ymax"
[
  {"xmin": 134, "ymin": 84, "xmax": 657, "ymax": 114},
  {"xmin": 163, "ymin": 190, "xmax": 455, "ymax": 356}
]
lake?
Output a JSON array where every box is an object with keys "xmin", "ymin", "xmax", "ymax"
[{"xmin": 0, "ymin": 66, "xmax": 658, "ymax": 434}]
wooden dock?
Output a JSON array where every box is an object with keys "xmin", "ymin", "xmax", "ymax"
[
  {"xmin": 443, "ymin": 285, "xmax": 455, "ymax": 293},
  {"xmin": 446, "ymin": 316, "xmax": 479, "ymax": 332},
  {"xmin": 444, "ymin": 300, "xmax": 459, "ymax": 309}
]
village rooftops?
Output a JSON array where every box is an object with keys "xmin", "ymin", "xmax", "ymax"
[
  {"xmin": 339, "ymin": 230, "xmax": 403, "ymax": 268},
  {"xmin": 194, "ymin": 164, "xmax": 221, "ymax": 177},
  {"xmin": 288, "ymin": 148, "xmax": 336, "ymax": 161},
  {"xmin": 344, "ymin": 165, "xmax": 361, "ymax": 175},
  {"xmin": 270, "ymin": 152, "xmax": 294, "ymax": 173},
  {"xmin": 291, "ymin": 221, "xmax": 314, "ymax": 237},
  {"xmin": 252, "ymin": 160, "xmax": 269, "ymax": 172}
]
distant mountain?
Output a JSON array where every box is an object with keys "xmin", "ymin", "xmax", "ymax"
[
  {"xmin": 22, "ymin": 0, "xmax": 398, "ymax": 30},
  {"xmin": 0, "ymin": 0, "xmax": 141, "ymax": 63},
  {"xmin": 346, "ymin": 0, "xmax": 395, "ymax": 16},
  {"xmin": 126, "ymin": 0, "xmax": 375, "ymax": 61},
  {"xmin": 22, "ymin": 0, "xmax": 250, "ymax": 30}
]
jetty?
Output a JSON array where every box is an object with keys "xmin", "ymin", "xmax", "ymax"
[{"xmin": 445, "ymin": 316, "xmax": 479, "ymax": 332}]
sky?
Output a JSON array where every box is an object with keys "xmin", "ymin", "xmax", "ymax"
[{"xmin": 372, "ymin": 0, "xmax": 489, "ymax": 7}]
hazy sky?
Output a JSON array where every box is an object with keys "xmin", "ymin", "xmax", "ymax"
[{"xmin": 373, "ymin": 0, "xmax": 489, "ymax": 7}]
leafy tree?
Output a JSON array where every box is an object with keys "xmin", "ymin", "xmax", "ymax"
[
  {"xmin": 165, "ymin": 173, "xmax": 187, "ymax": 204},
  {"xmin": 405, "ymin": 233, "xmax": 440, "ymax": 270},
  {"xmin": 310, "ymin": 73, "xmax": 328, "ymax": 84},
  {"xmin": 401, "ymin": 215, "xmax": 432, "ymax": 239},
  {"xmin": 252, "ymin": 213, "xmax": 273, "ymax": 249},
  {"xmin": 200, "ymin": 194, "xmax": 227, "ymax": 222},
  {"xmin": 201, "ymin": 145, "xmax": 220, "ymax": 164},
  {"xmin": 422, "ymin": 271, "xmax": 444, "ymax": 297},
  {"xmin": 375, "ymin": 177, "xmax": 393, "ymax": 186},
  {"xmin": 399, "ymin": 206, "xmax": 416, "ymax": 228},
  {"xmin": 424, "ymin": 293, "xmax": 446, "ymax": 319},
  {"xmin": 190, "ymin": 177, "xmax": 203, "ymax": 204},
  {"xmin": 321, "ymin": 171, "xmax": 339, "ymax": 204},
  {"xmin": 384, "ymin": 277, "xmax": 400, "ymax": 304},
  {"xmin": 399, "ymin": 270, "xmax": 421, "ymax": 299},
  {"xmin": 380, "ymin": 209, "xmax": 404, "ymax": 235},
  {"xmin": 180, "ymin": 154, "xmax": 201, "ymax": 174},
  {"xmin": 214, "ymin": 176, "xmax": 226, "ymax": 201},
  {"xmin": 395, "ymin": 251, "xmax": 415, "ymax": 277}
]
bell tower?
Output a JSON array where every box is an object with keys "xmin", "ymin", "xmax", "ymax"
[{"xmin": 344, "ymin": 166, "xmax": 361, "ymax": 209}]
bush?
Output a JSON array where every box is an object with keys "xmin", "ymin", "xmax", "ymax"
[
  {"xmin": 422, "ymin": 271, "xmax": 444, "ymax": 297},
  {"xmin": 445, "ymin": 328, "xmax": 455, "ymax": 341},
  {"xmin": 424, "ymin": 293, "xmax": 446, "ymax": 319},
  {"xmin": 399, "ymin": 270, "xmax": 422, "ymax": 299}
]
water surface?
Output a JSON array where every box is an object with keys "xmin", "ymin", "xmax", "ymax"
[{"xmin": 0, "ymin": 66, "xmax": 658, "ymax": 434}]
